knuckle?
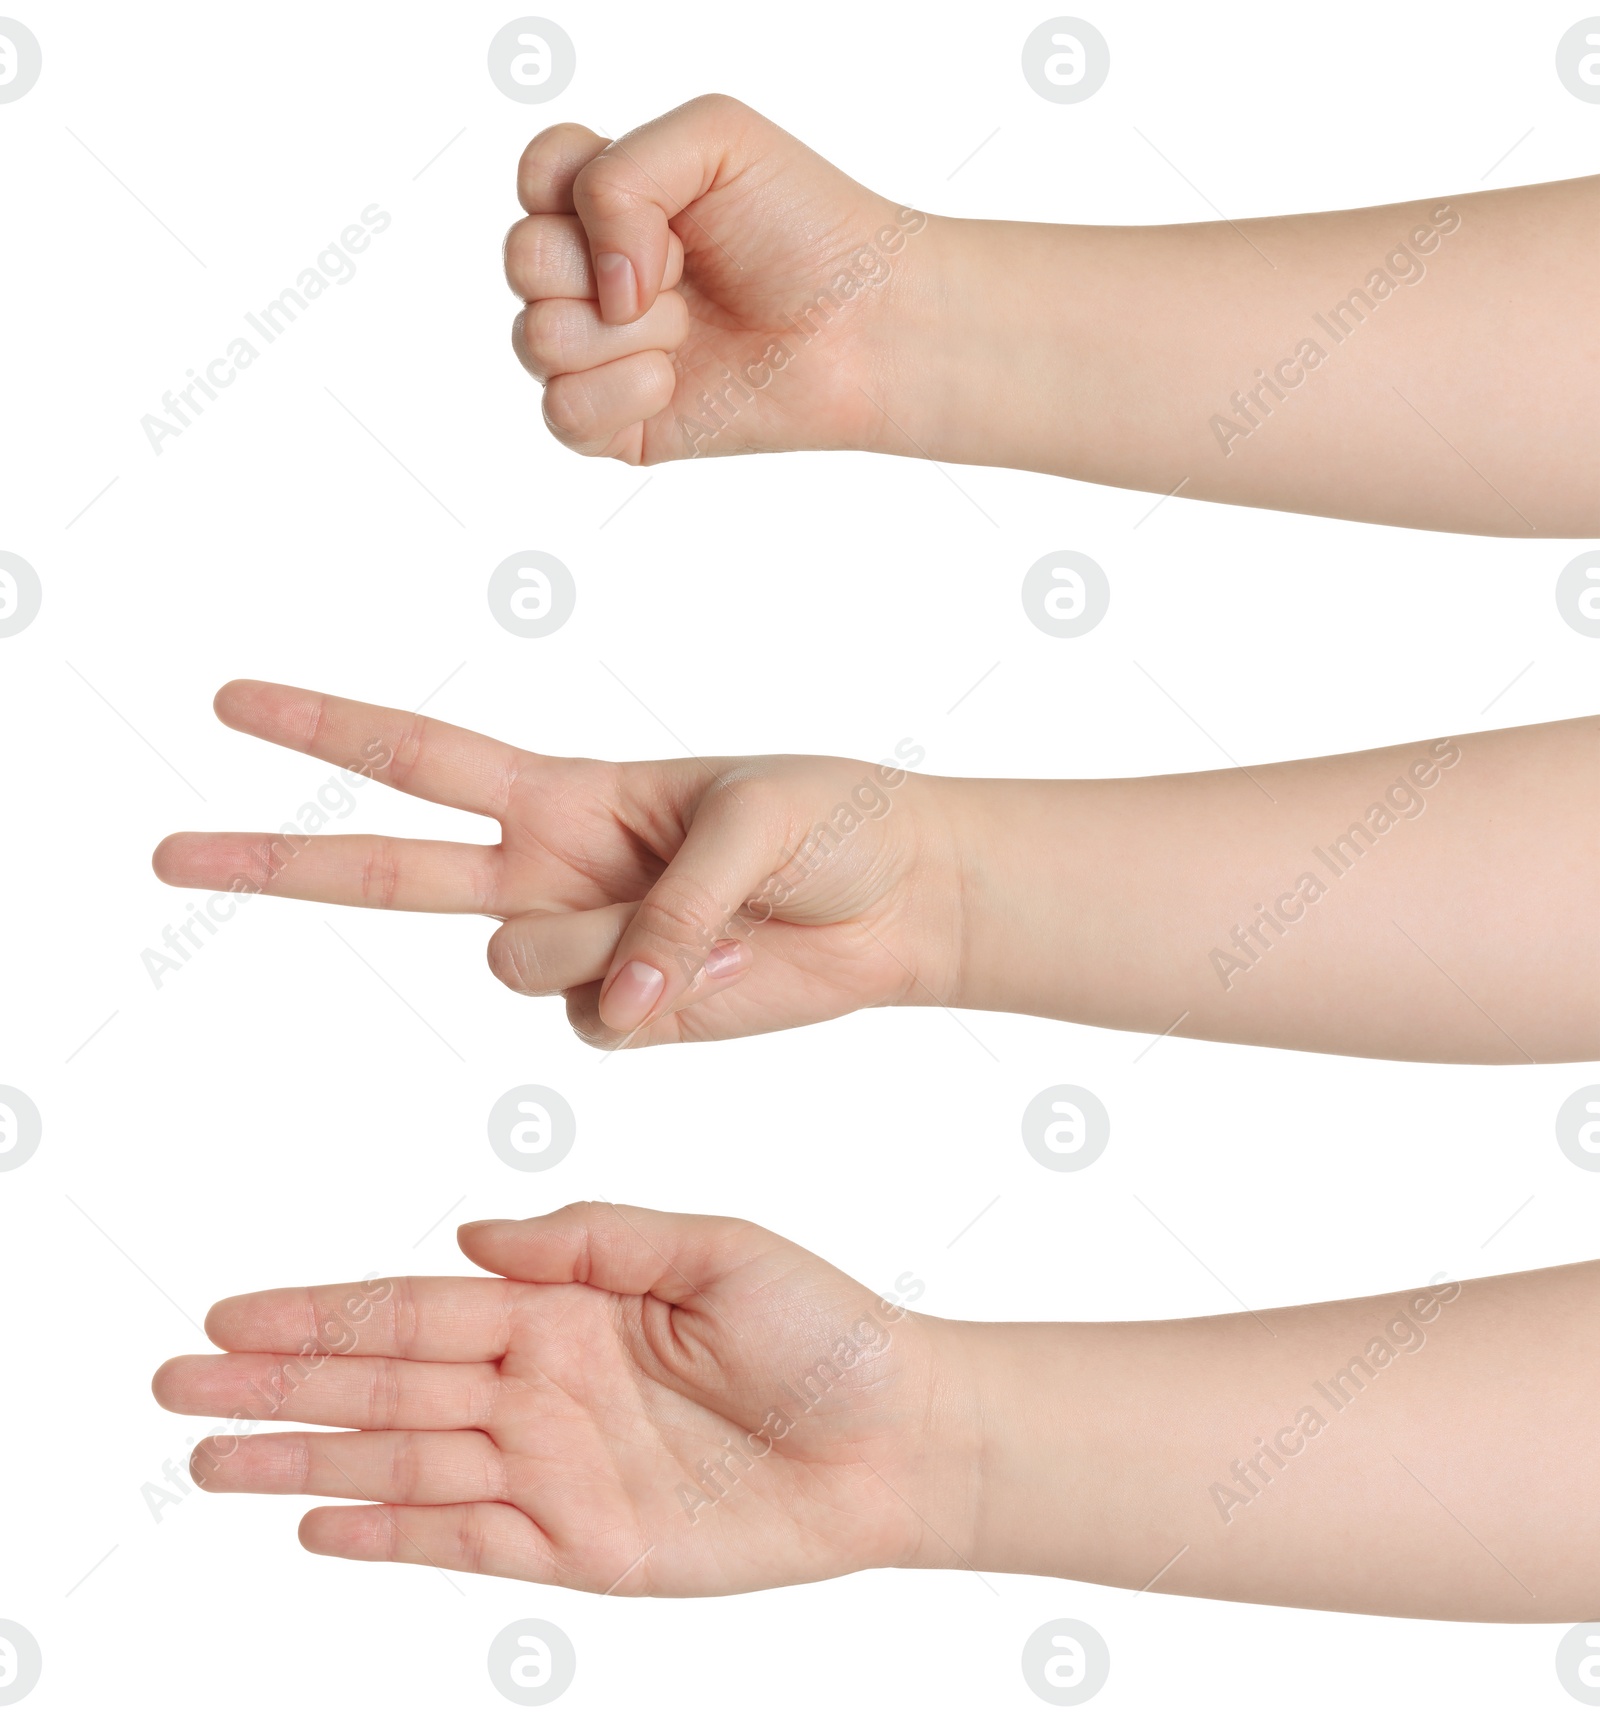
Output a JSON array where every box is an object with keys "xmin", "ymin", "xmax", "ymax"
[
  {"xmin": 487, "ymin": 925, "xmax": 544, "ymax": 995},
  {"xmin": 390, "ymin": 1277, "xmax": 421, "ymax": 1359},
  {"xmin": 521, "ymin": 298, "xmax": 573, "ymax": 373},
  {"xmin": 575, "ymin": 150, "xmax": 651, "ymax": 215},
  {"xmin": 685, "ymin": 91, "xmax": 747, "ymax": 127},
  {"xmin": 706, "ymin": 767, "xmax": 788, "ymax": 834},
  {"xmin": 389, "ymin": 1431, "xmax": 425, "ymax": 1502},
  {"xmin": 367, "ymin": 1355, "xmax": 401, "ymax": 1429},
  {"xmin": 553, "ymin": 1201, "xmax": 607, "ymax": 1258},
  {"xmin": 503, "ymin": 217, "xmax": 540, "ymax": 286},
  {"xmin": 637, "ymin": 883, "xmax": 717, "ymax": 952},
  {"xmin": 360, "ymin": 837, "xmax": 402, "ymax": 910},
  {"xmin": 285, "ymin": 1432, "xmax": 312, "ymax": 1491},
  {"xmin": 467, "ymin": 1370, "xmax": 502, "ymax": 1434},
  {"xmin": 458, "ymin": 1503, "xmax": 493, "ymax": 1574},
  {"xmin": 542, "ymin": 376, "xmax": 597, "ymax": 444},
  {"xmin": 520, "ymin": 123, "xmax": 589, "ymax": 195},
  {"xmin": 384, "ymin": 715, "xmax": 431, "ymax": 797}
]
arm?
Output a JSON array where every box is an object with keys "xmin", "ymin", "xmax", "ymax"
[
  {"xmin": 942, "ymin": 1258, "xmax": 1599, "ymax": 1622},
  {"xmin": 153, "ymin": 687, "xmax": 1597, "ymax": 1063},
  {"xmin": 883, "ymin": 177, "xmax": 1600, "ymax": 535},
  {"xmin": 153, "ymin": 1206, "xmax": 1600, "ymax": 1622},
  {"xmin": 508, "ymin": 98, "xmax": 1599, "ymax": 535},
  {"xmin": 940, "ymin": 714, "xmax": 1599, "ymax": 1063}
]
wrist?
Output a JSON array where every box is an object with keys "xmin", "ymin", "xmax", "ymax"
[
  {"xmin": 898, "ymin": 1315, "xmax": 1086, "ymax": 1580},
  {"xmin": 889, "ymin": 771, "xmax": 988, "ymax": 1012},
  {"xmin": 865, "ymin": 215, "xmax": 1057, "ymax": 470},
  {"xmin": 886, "ymin": 1313, "xmax": 988, "ymax": 1572},
  {"xmin": 927, "ymin": 775, "xmax": 1039, "ymax": 1016}
]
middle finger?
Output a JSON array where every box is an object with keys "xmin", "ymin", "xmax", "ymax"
[
  {"xmin": 153, "ymin": 1351, "xmax": 502, "ymax": 1431},
  {"xmin": 505, "ymin": 213, "xmax": 684, "ymax": 300}
]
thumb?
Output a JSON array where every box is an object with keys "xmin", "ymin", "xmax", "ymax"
[
  {"xmin": 572, "ymin": 93, "xmax": 763, "ymax": 323},
  {"xmin": 595, "ymin": 781, "xmax": 778, "ymax": 1035},
  {"xmin": 457, "ymin": 1203, "xmax": 772, "ymax": 1303}
]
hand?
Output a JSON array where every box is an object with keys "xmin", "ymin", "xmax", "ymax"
[
  {"xmin": 152, "ymin": 680, "xmax": 959, "ymax": 1048},
  {"xmin": 504, "ymin": 94, "xmax": 932, "ymax": 464},
  {"xmin": 151, "ymin": 1205, "xmax": 965, "ymax": 1594}
]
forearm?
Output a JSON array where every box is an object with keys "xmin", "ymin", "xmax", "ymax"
[
  {"xmin": 931, "ymin": 715, "xmax": 1598, "ymax": 1063},
  {"xmin": 922, "ymin": 1259, "xmax": 1600, "ymax": 1621},
  {"xmin": 882, "ymin": 179, "xmax": 1599, "ymax": 535}
]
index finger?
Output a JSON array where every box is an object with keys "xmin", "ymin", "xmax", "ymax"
[
  {"xmin": 571, "ymin": 93, "xmax": 761, "ymax": 323},
  {"xmin": 204, "ymin": 1276, "xmax": 521, "ymax": 1363},
  {"xmin": 214, "ymin": 680, "xmax": 527, "ymax": 819},
  {"xmin": 518, "ymin": 121, "xmax": 610, "ymax": 214}
]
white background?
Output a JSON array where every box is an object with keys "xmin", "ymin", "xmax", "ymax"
[{"xmin": 1, "ymin": 0, "xmax": 1596, "ymax": 1718}]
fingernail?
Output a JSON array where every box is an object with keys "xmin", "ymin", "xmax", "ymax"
[
  {"xmin": 602, "ymin": 960, "xmax": 664, "ymax": 1028},
  {"xmin": 704, "ymin": 941, "xmax": 745, "ymax": 980},
  {"xmin": 594, "ymin": 252, "xmax": 638, "ymax": 322}
]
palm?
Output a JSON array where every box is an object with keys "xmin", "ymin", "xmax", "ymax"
[{"xmin": 481, "ymin": 1249, "xmax": 926, "ymax": 1594}]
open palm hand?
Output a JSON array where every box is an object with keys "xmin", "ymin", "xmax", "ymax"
[{"xmin": 154, "ymin": 1205, "xmax": 960, "ymax": 1594}]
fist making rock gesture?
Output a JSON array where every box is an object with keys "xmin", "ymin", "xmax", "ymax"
[{"xmin": 503, "ymin": 94, "xmax": 929, "ymax": 464}]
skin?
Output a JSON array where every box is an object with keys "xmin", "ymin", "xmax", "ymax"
[
  {"xmin": 152, "ymin": 682, "xmax": 1599, "ymax": 1063},
  {"xmin": 505, "ymin": 94, "xmax": 1600, "ymax": 535},
  {"xmin": 152, "ymin": 1204, "xmax": 1600, "ymax": 1621}
]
